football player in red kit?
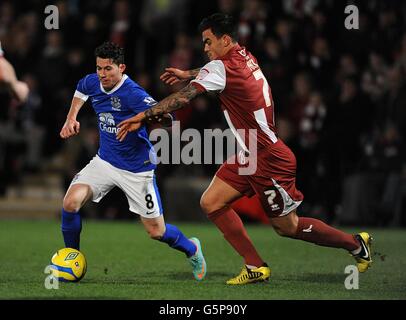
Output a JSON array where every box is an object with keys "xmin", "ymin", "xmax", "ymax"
[{"xmin": 116, "ymin": 13, "xmax": 372, "ymax": 285}]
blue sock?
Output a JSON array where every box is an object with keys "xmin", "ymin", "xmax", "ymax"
[
  {"xmin": 61, "ymin": 209, "xmax": 82, "ymax": 250},
  {"xmin": 159, "ymin": 224, "xmax": 196, "ymax": 257}
]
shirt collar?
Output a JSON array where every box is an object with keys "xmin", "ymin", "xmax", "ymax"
[
  {"xmin": 100, "ymin": 74, "xmax": 128, "ymax": 94},
  {"xmin": 219, "ymin": 43, "xmax": 242, "ymax": 61}
]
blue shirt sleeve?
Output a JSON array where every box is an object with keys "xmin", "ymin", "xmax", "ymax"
[
  {"xmin": 128, "ymin": 88, "xmax": 158, "ymax": 113},
  {"xmin": 76, "ymin": 75, "xmax": 92, "ymax": 95}
]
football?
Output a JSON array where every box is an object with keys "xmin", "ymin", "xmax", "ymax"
[{"xmin": 50, "ymin": 248, "xmax": 87, "ymax": 282}]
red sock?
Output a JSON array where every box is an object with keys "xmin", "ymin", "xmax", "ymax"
[
  {"xmin": 208, "ymin": 207, "xmax": 264, "ymax": 267},
  {"xmin": 295, "ymin": 217, "xmax": 359, "ymax": 251}
]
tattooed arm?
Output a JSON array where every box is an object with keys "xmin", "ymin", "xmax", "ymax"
[
  {"xmin": 116, "ymin": 83, "xmax": 202, "ymax": 141},
  {"xmin": 145, "ymin": 83, "xmax": 200, "ymax": 118}
]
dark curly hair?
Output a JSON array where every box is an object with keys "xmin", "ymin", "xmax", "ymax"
[
  {"xmin": 198, "ymin": 13, "xmax": 238, "ymax": 42},
  {"xmin": 94, "ymin": 41, "xmax": 124, "ymax": 65}
]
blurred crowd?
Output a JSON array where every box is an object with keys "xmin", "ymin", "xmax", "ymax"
[{"xmin": 0, "ymin": 0, "xmax": 405, "ymax": 224}]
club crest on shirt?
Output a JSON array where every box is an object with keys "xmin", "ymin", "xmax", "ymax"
[
  {"xmin": 111, "ymin": 96, "xmax": 121, "ymax": 111},
  {"xmin": 196, "ymin": 68, "xmax": 209, "ymax": 80},
  {"xmin": 238, "ymin": 48, "xmax": 246, "ymax": 57}
]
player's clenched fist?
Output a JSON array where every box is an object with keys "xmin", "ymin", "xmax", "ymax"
[{"xmin": 60, "ymin": 118, "xmax": 80, "ymax": 139}]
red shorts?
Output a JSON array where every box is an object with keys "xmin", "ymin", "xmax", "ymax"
[{"xmin": 216, "ymin": 139, "xmax": 304, "ymax": 217}]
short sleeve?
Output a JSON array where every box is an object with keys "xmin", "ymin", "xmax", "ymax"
[
  {"xmin": 74, "ymin": 76, "xmax": 90, "ymax": 101},
  {"xmin": 191, "ymin": 60, "xmax": 226, "ymax": 92},
  {"xmin": 128, "ymin": 88, "xmax": 158, "ymax": 113}
]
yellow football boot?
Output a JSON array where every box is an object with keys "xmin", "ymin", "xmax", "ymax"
[
  {"xmin": 352, "ymin": 232, "xmax": 373, "ymax": 273},
  {"xmin": 226, "ymin": 263, "xmax": 271, "ymax": 285}
]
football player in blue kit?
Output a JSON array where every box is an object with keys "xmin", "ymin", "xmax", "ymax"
[{"xmin": 59, "ymin": 41, "xmax": 206, "ymax": 281}]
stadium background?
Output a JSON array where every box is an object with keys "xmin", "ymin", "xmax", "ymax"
[{"xmin": 0, "ymin": 0, "xmax": 405, "ymax": 227}]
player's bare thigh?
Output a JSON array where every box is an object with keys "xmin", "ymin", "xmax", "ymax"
[
  {"xmin": 140, "ymin": 215, "xmax": 166, "ymax": 239},
  {"xmin": 63, "ymin": 183, "xmax": 93, "ymax": 212},
  {"xmin": 200, "ymin": 176, "xmax": 244, "ymax": 214},
  {"xmin": 269, "ymin": 209, "xmax": 299, "ymax": 237}
]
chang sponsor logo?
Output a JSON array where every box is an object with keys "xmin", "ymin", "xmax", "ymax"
[{"xmin": 99, "ymin": 113, "xmax": 119, "ymax": 134}]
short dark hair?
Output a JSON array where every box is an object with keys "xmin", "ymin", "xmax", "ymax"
[
  {"xmin": 94, "ymin": 41, "xmax": 124, "ymax": 65},
  {"xmin": 198, "ymin": 13, "xmax": 238, "ymax": 42}
]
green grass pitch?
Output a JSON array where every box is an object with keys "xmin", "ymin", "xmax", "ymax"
[{"xmin": 0, "ymin": 219, "xmax": 405, "ymax": 300}]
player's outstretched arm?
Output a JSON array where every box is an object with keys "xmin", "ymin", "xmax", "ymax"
[
  {"xmin": 60, "ymin": 97, "xmax": 86, "ymax": 139},
  {"xmin": 116, "ymin": 83, "xmax": 201, "ymax": 142},
  {"xmin": 160, "ymin": 67, "xmax": 201, "ymax": 85},
  {"xmin": 0, "ymin": 55, "xmax": 29, "ymax": 103}
]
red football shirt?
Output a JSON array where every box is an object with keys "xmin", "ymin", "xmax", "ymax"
[
  {"xmin": 191, "ymin": 44, "xmax": 278, "ymax": 152},
  {"xmin": 191, "ymin": 44, "xmax": 304, "ymax": 216}
]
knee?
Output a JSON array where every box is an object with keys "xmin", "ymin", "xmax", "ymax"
[
  {"xmin": 63, "ymin": 185, "xmax": 92, "ymax": 212},
  {"xmin": 199, "ymin": 195, "xmax": 211, "ymax": 214},
  {"xmin": 200, "ymin": 193, "xmax": 223, "ymax": 215},
  {"xmin": 149, "ymin": 232, "xmax": 164, "ymax": 240},
  {"xmin": 63, "ymin": 194, "xmax": 83, "ymax": 212},
  {"xmin": 273, "ymin": 223, "xmax": 298, "ymax": 238},
  {"xmin": 146, "ymin": 227, "xmax": 165, "ymax": 240}
]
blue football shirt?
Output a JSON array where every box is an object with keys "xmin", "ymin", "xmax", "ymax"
[{"xmin": 74, "ymin": 73, "xmax": 157, "ymax": 173}]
